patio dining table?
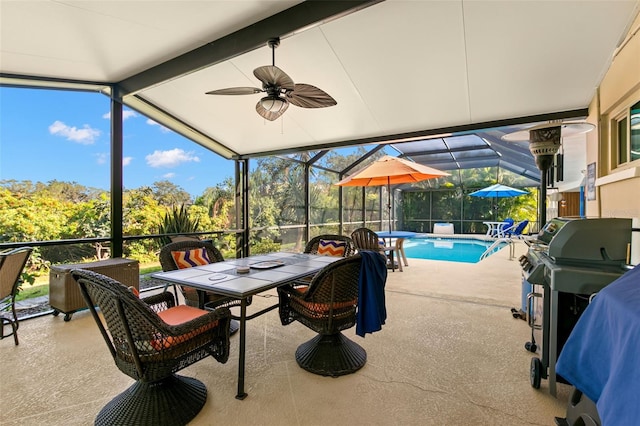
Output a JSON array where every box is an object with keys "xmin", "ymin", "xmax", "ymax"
[
  {"xmin": 151, "ymin": 252, "xmax": 341, "ymax": 400},
  {"xmin": 482, "ymin": 221, "xmax": 509, "ymax": 238},
  {"xmin": 376, "ymin": 231, "xmax": 417, "ymax": 271}
]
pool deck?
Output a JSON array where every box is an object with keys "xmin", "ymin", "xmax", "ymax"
[{"xmin": 0, "ymin": 238, "xmax": 572, "ymax": 425}]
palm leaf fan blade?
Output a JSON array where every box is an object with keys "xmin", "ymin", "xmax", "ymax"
[
  {"xmin": 206, "ymin": 87, "xmax": 262, "ymax": 95},
  {"xmin": 253, "ymin": 66, "xmax": 294, "ymax": 90},
  {"xmin": 287, "ymin": 84, "xmax": 337, "ymax": 108}
]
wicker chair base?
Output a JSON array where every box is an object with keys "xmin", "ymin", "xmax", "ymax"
[
  {"xmin": 295, "ymin": 332, "xmax": 367, "ymax": 377},
  {"xmin": 96, "ymin": 374, "xmax": 207, "ymax": 426}
]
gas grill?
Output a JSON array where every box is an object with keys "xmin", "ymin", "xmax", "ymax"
[{"xmin": 518, "ymin": 217, "xmax": 632, "ymax": 396}]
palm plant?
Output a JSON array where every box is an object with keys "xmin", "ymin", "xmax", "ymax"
[{"xmin": 158, "ymin": 204, "xmax": 199, "ymax": 246}]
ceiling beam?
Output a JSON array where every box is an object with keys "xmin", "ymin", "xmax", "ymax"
[
  {"xmin": 236, "ymin": 108, "xmax": 589, "ymax": 159},
  {"xmin": 412, "ymin": 153, "xmax": 501, "ymax": 165},
  {"xmin": 499, "ymin": 163, "xmax": 541, "ymax": 183},
  {"xmin": 395, "ymin": 142, "xmax": 492, "ymax": 156},
  {"xmin": 497, "ymin": 156, "xmax": 539, "ymax": 173},
  {"xmin": 480, "ymin": 134, "xmax": 538, "ymax": 167},
  {"xmin": 118, "ymin": 0, "xmax": 383, "ymax": 95}
]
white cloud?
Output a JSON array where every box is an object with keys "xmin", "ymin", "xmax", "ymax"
[
  {"xmin": 146, "ymin": 148, "xmax": 200, "ymax": 168},
  {"xmin": 146, "ymin": 118, "xmax": 170, "ymax": 133},
  {"xmin": 49, "ymin": 120, "xmax": 100, "ymax": 144},
  {"xmin": 123, "ymin": 156, "xmax": 133, "ymax": 166},
  {"xmin": 96, "ymin": 153, "xmax": 108, "ymax": 164},
  {"xmin": 102, "ymin": 110, "xmax": 138, "ymax": 120},
  {"xmin": 163, "ymin": 172, "xmax": 176, "ymax": 178}
]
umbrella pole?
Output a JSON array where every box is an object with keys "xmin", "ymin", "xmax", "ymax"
[
  {"xmin": 494, "ymin": 196, "xmax": 497, "ymax": 221},
  {"xmin": 387, "ymin": 179, "xmax": 392, "ymax": 232}
]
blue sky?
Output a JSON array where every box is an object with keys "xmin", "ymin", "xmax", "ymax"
[{"xmin": 0, "ymin": 87, "xmax": 234, "ymax": 198}]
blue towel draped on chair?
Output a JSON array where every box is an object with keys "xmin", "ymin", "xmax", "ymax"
[{"xmin": 356, "ymin": 250, "xmax": 388, "ymax": 337}]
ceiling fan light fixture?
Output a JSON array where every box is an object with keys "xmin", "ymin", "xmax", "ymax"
[
  {"xmin": 207, "ymin": 38, "xmax": 334, "ymax": 120},
  {"xmin": 260, "ymin": 96, "xmax": 287, "ymax": 113}
]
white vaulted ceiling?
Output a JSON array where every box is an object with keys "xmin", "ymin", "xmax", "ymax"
[{"xmin": 1, "ymin": 0, "xmax": 639, "ymax": 180}]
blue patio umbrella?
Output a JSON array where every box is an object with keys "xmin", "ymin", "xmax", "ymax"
[
  {"xmin": 469, "ymin": 184, "xmax": 528, "ymax": 221},
  {"xmin": 469, "ymin": 184, "xmax": 528, "ymax": 198}
]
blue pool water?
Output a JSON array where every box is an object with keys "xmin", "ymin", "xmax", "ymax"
[{"xmin": 403, "ymin": 237, "xmax": 506, "ymax": 263}]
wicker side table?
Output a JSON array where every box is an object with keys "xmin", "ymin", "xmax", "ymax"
[{"xmin": 50, "ymin": 258, "xmax": 139, "ymax": 321}]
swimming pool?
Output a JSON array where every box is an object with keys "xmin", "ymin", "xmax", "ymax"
[{"xmin": 403, "ymin": 237, "xmax": 506, "ymax": 263}]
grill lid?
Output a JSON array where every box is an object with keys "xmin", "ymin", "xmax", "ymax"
[{"xmin": 544, "ymin": 218, "xmax": 631, "ymax": 265}]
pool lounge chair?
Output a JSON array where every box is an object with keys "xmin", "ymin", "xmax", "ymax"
[{"xmin": 504, "ymin": 220, "xmax": 529, "ymax": 239}]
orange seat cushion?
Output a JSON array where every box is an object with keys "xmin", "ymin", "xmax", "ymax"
[
  {"xmin": 158, "ymin": 304, "xmax": 208, "ymax": 325},
  {"xmin": 294, "ymin": 298, "xmax": 357, "ymax": 318},
  {"xmin": 151, "ymin": 305, "xmax": 217, "ymax": 350}
]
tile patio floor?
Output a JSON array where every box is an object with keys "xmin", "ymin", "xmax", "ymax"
[{"xmin": 0, "ymin": 240, "xmax": 572, "ymax": 425}]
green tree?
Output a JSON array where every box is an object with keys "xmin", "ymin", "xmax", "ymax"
[
  {"xmin": 123, "ymin": 188, "xmax": 165, "ymax": 260},
  {"xmin": 69, "ymin": 192, "xmax": 111, "ymax": 259},
  {"xmin": 195, "ymin": 180, "xmax": 235, "ymax": 225},
  {"xmin": 152, "ymin": 180, "xmax": 192, "ymax": 206}
]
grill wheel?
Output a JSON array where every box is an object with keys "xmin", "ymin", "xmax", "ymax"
[{"xmin": 530, "ymin": 357, "xmax": 542, "ymax": 389}]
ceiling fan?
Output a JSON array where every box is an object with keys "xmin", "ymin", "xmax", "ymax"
[{"xmin": 205, "ymin": 37, "xmax": 337, "ymax": 121}]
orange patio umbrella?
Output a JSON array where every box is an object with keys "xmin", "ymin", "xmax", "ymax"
[{"xmin": 336, "ymin": 155, "xmax": 449, "ymax": 231}]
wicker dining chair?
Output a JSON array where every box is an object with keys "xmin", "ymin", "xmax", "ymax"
[
  {"xmin": 304, "ymin": 234, "xmax": 356, "ymax": 257},
  {"xmin": 0, "ymin": 247, "xmax": 32, "ymax": 345},
  {"xmin": 278, "ymin": 254, "xmax": 365, "ymax": 377},
  {"xmin": 72, "ymin": 268, "xmax": 231, "ymax": 426},
  {"xmin": 159, "ymin": 240, "xmax": 249, "ymax": 335},
  {"xmin": 350, "ymin": 227, "xmax": 396, "ymax": 270}
]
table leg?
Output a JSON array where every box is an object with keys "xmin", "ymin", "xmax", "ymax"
[
  {"xmin": 235, "ymin": 298, "xmax": 248, "ymax": 400},
  {"xmin": 392, "ymin": 239, "xmax": 403, "ymax": 272},
  {"xmin": 397, "ymin": 238, "xmax": 408, "ymax": 267},
  {"xmin": 384, "ymin": 238, "xmax": 396, "ymax": 272}
]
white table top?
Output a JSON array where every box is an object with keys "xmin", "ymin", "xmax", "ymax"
[{"xmin": 152, "ymin": 252, "xmax": 341, "ymax": 298}]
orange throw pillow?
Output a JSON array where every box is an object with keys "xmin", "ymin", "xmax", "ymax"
[
  {"xmin": 317, "ymin": 239, "xmax": 347, "ymax": 257},
  {"xmin": 171, "ymin": 248, "xmax": 211, "ymax": 269}
]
